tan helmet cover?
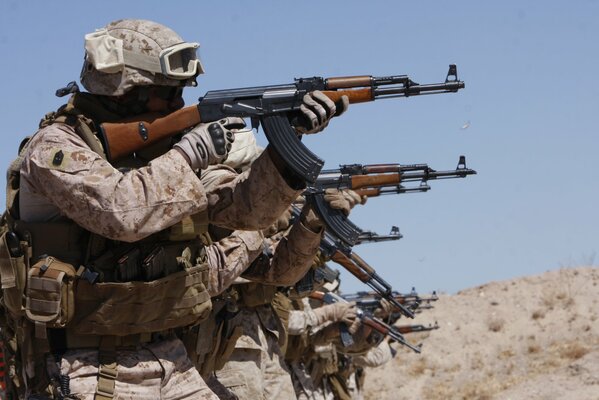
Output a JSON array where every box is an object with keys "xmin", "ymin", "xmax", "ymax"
[{"xmin": 80, "ymin": 19, "xmax": 204, "ymax": 96}]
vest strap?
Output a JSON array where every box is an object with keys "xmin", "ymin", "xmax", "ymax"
[{"xmin": 95, "ymin": 337, "xmax": 117, "ymax": 400}]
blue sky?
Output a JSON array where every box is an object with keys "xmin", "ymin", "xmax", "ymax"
[{"xmin": 1, "ymin": 1, "xmax": 597, "ymax": 295}]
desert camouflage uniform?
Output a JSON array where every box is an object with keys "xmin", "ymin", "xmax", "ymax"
[{"xmin": 14, "ymin": 104, "xmax": 303, "ymax": 398}]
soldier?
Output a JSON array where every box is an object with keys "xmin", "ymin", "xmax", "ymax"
[
  {"xmin": 180, "ymin": 130, "xmax": 365, "ymax": 399},
  {"xmin": 0, "ymin": 19, "xmax": 344, "ymax": 399}
]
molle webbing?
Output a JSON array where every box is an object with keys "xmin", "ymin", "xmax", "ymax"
[{"xmin": 72, "ymin": 264, "xmax": 211, "ymax": 336}]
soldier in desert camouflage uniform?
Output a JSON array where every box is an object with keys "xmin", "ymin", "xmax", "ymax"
[
  {"xmin": 0, "ymin": 19, "xmax": 344, "ymax": 400},
  {"xmin": 179, "ymin": 130, "xmax": 368, "ymax": 400}
]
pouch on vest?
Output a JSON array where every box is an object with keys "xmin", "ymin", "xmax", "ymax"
[
  {"xmin": 73, "ymin": 263, "xmax": 211, "ymax": 336},
  {"xmin": 0, "ymin": 230, "xmax": 30, "ymax": 318},
  {"xmin": 25, "ymin": 256, "xmax": 77, "ymax": 332}
]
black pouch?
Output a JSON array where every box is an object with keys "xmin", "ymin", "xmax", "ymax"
[
  {"xmin": 116, "ymin": 248, "xmax": 141, "ymax": 282},
  {"xmin": 141, "ymin": 246, "xmax": 166, "ymax": 281}
]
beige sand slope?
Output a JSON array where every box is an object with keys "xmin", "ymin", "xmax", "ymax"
[{"xmin": 364, "ymin": 267, "xmax": 599, "ymax": 400}]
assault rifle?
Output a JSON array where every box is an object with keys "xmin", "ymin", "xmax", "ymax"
[
  {"xmin": 343, "ymin": 288, "xmax": 439, "ymax": 317},
  {"xmin": 307, "ymin": 156, "xmax": 475, "ymax": 246},
  {"xmin": 313, "ymin": 156, "xmax": 477, "ymax": 195},
  {"xmin": 99, "ymin": 65, "xmax": 464, "ymax": 182},
  {"xmin": 310, "ymin": 290, "xmax": 421, "ymax": 353}
]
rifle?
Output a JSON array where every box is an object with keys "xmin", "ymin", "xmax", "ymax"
[
  {"xmin": 310, "ymin": 290, "xmax": 421, "ymax": 353},
  {"xmin": 307, "ymin": 157, "xmax": 475, "ymax": 245},
  {"xmin": 342, "ymin": 288, "xmax": 439, "ymax": 317},
  {"xmin": 99, "ymin": 65, "xmax": 464, "ymax": 182},
  {"xmin": 395, "ymin": 322, "xmax": 439, "ymax": 335},
  {"xmin": 313, "ymin": 156, "xmax": 477, "ymax": 195}
]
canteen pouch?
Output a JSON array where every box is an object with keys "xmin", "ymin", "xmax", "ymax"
[{"xmin": 25, "ymin": 256, "xmax": 77, "ymax": 329}]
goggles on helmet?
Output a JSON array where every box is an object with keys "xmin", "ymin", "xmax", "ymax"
[
  {"xmin": 84, "ymin": 29, "xmax": 205, "ymax": 80},
  {"xmin": 159, "ymin": 42, "xmax": 203, "ymax": 79}
]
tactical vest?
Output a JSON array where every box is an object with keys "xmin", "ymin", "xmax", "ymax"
[{"xmin": 0, "ymin": 95, "xmax": 212, "ymax": 395}]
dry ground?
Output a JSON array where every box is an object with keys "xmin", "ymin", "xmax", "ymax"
[{"xmin": 363, "ymin": 267, "xmax": 599, "ymax": 400}]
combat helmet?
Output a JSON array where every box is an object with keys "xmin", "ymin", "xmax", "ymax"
[{"xmin": 81, "ymin": 19, "xmax": 204, "ymax": 96}]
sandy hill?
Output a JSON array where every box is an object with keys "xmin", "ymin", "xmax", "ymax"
[{"xmin": 363, "ymin": 267, "xmax": 599, "ymax": 400}]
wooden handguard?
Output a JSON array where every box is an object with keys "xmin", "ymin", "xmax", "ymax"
[
  {"xmin": 322, "ymin": 88, "xmax": 374, "ymax": 104},
  {"xmin": 350, "ymin": 253, "xmax": 376, "ymax": 275},
  {"xmin": 326, "ymin": 75, "xmax": 372, "ymax": 89},
  {"xmin": 100, "ymin": 105, "xmax": 202, "ymax": 161},
  {"xmin": 331, "ymin": 251, "xmax": 370, "ymax": 282},
  {"xmin": 349, "ymin": 173, "xmax": 401, "ymax": 190}
]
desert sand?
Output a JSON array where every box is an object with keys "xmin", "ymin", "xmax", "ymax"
[{"xmin": 363, "ymin": 267, "xmax": 599, "ymax": 400}]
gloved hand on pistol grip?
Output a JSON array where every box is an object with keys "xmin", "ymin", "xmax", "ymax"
[
  {"xmin": 324, "ymin": 188, "xmax": 365, "ymax": 216},
  {"xmin": 174, "ymin": 117, "xmax": 245, "ymax": 169},
  {"xmin": 294, "ymin": 91, "xmax": 348, "ymax": 134}
]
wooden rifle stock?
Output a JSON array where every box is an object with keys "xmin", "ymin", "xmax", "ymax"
[{"xmin": 100, "ymin": 105, "xmax": 201, "ymax": 161}]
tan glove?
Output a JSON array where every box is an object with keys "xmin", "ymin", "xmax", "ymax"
[
  {"xmin": 174, "ymin": 117, "xmax": 245, "ymax": 169},
  {"xmin": 294, "ymin": 91, "xmax": 348, "ymax": 134},
  {"xmin": 300, "ymin": 203, "xmax": 324, "ymax": 233},
  {"xmin": 262, "ymin": 207, "xmax": 293, "ymax": 238},
  {"xmin": 324, "ymin": 188, "xmax": 366, "ymax": 216},
  {"xmin": 313, "ymin": 302, "xmax": 357, "ymax": 326},
  {"xmin": 374, "ymin": 299, "xmax": 393, "ymax": 319},
  {"xmin": 347, "ymin": 317, "xmax": 362, "ymax": 335}
]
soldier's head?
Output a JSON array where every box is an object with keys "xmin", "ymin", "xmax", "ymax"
[{"xmin": 80, "ymin": 19, "xmax": 204, "ymax": 113}]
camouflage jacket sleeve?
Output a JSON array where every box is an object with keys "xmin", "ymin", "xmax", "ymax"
[
  {"xmin": 287, "ymin": 298, "xmax": 316, "ymax": 335},
  {"xmin": 241, "ymin": 216, "xmax": 322, "ymax": 286},
  {"xmin": 20, "ymin": 124, "xmax": 207, "ymax": 242},
  {"xmin": 352, "ymin": 340, "xmax": 393, "ymax": 368},
  {"xmin": 205, "ymin": 230, "xmax": 264, "ymax": 297},
  {"xmin": 201, "ymin": 148, "xmax": 303, "ymax": 231}
]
